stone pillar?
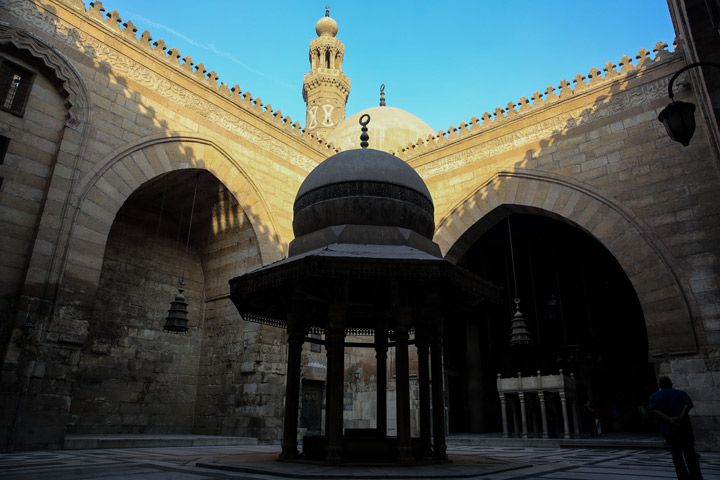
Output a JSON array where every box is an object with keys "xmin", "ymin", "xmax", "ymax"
[
  {"xmin": 325, "ymin": 304, "xmax": 346, "ymax": 464},
  {"xmin": 499, "ymin": 392, "xmax": 509, "ymax": 438},
  {"xmin": 374, "ymin": 328, "xmax": 388, "ymax": 437},
  {"xmin": 538, "ymin": 391, "xmax": 549, "ymax": 439},
  {"xmin": 416, "ymin": 326, "xmax": 431, "ymax": 458},
  {"xmin": 280, "ymin": 322, "xmax": 305, "ymax": 459},
  {"xmin": 394, "ymin": 311, "xmax": 412, "ymax": 463},
  {"xmin": 519, "ymin": 392, "xmax": 528, "ymax": 439},
  {"xmin": 430, "ymin": 322, "xmax": 447, "ymax": 461},
  {"xmin": 559, "ymin": 391, "xmax": 571, "ymax": 439}
]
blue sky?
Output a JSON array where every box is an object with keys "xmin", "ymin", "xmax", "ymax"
[{"xmin": 94, "ymin": 1, "xmax": 676, "ymax": 131}]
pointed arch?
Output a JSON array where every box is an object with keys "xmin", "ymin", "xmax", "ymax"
[
  {"xmin": 435, "ymin": 169, "xmax": 697, "ymax": 356},
  {"xmin": 58, "ymin": 135, "xmax": 283, "ymax": 310}
]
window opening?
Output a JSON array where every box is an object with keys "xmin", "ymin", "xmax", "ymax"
[{"xmin": 0, "ymin": 60, "xmax": 34, "ymax": 117}]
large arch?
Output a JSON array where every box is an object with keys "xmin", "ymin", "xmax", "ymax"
[
  {"xmin": 434, "ymin": 169, "xmax": 697, "ymax": 356},
  {"xmin": 56, "ymin": 135, "xmax": 283, "ymax": 319}
]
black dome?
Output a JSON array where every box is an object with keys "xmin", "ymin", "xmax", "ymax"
[{"xmin": 293, "ymin": 148, "xmax": 435, "ymax": 239}]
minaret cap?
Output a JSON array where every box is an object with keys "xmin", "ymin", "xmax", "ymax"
[{"xmin": 316, "ymin": 5, "xmax": 338, "ymax": 37}]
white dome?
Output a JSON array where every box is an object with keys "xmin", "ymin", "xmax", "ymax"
[{"xmin": 326, "ymin": 106, "xmax": 434, "ymax": 154}]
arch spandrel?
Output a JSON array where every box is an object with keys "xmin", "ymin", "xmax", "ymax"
[{"xmin": 436, "ymin": 169, "xmax": 697, "ymax": 356}]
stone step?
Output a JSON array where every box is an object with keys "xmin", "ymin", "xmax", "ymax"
[
  {"xmin": 447, "ymin": 434, "xmax": 665, "ymax": 449},
  {"xmin": 64, "ymin": 434, "xmax": 258, "ymax": 450}
]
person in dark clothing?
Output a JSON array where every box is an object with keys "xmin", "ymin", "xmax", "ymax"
[{"xmin": 649, "ymin": 376, "xmax": 704, "ymax": 480}]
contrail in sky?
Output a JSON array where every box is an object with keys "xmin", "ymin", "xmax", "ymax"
[{"xmin": 125, "ymin": 12, "xmax": 295, "ymax": 91}]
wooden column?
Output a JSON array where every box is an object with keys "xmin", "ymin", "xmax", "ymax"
[
  {"xmin": 280, "ymin": 322, "xmax": 305, "ymax": 459},
  {"xmin": 325, "ymin": 304, "xmax": 346, "ymax": 464},
  {"xmin": 430, "ymin": 321, "xmax": 447, "ymax": 461},
  {"xmin": 394, "ymin": 308, "xmax": 412, "ymax": 463},
  {"xmin": 374, "ymin": 327, "xmax": 388, "ymax": 437},
  {"xmin": 416, "ymin": 325, "xmax": 432, "ymax": 458}
]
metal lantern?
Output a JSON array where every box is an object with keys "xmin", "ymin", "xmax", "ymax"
[
  {"xmin": 658, "ymin": 100, "xmax": 696, "ymax": 147},
  {"xmin": 657, "ymin": 61, "xmax": 720, "ymax": 146},
  {"xmin": 509, "ymin": 298, "xmax": 533, "ymax": 346},
  {"xmin": 164, "ymin": 287, "xmax": 189, "ymax": 333}
]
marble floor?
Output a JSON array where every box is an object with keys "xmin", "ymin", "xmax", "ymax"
[{"xmin": 1, "ymin": 443, "xmax": 719, "ymax": 479}]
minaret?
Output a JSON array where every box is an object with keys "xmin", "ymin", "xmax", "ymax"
[{"xmin": 303, "ymin": 6, "xmax": 350, "ymax": 137}]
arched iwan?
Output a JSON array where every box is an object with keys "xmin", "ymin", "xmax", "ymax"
[
  {"xmin": 435, "ymin": 169, "xmax": 697, "ymax": 356},
  {"xmin": 61, "ymin": 135, "xmax": 283, "ymax": 303}
]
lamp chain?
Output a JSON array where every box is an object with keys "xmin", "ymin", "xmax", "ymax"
[
  {"xmin": 507, "ymin": 215, "xmax": 519, "ymax": 303},
  {"xmin": 181, "ymin": 173, "xmax": 200, "ymax": 285}
]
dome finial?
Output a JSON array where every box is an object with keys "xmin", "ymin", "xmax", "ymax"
[
  {"xmin": 315, "ymin": 6, "xmax": 338, "ymax": 37},
  {"xmin": 359, "ymin": 114, "xmax": 370, "ymax": 149},
  {"xmin": 379, "ymin": 84, "xmax": 386, "ymax": 107}
]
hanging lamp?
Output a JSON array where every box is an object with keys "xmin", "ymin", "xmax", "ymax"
[
  {"xmin": 507, "ymin": 215, "xmax": 533, "ymax": 346},
  {"xmin": 164, "ymin": 172, "xmax": 200, "ymax": 333}
]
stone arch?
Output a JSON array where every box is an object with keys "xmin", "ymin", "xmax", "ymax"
[
  {"xmin": 60, "ymin": 134, "xmax": 283, "ymax": 307},
  {"xmin": 0, "ymin": 23, "xmax": 89, "ymax": 128},
  {"xmin": 435, "ymin": 169, "xmax": 697, "ymax": 356}
]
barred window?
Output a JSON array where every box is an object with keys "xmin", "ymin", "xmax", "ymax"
[{"xmin": 0, "ymin": 60, "xmax": 34, "ymax": 117}]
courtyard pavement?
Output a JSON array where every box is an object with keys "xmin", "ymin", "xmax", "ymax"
[{"xmin": 1, "ymin": 442, "xmax": 719, "ymax": 479}]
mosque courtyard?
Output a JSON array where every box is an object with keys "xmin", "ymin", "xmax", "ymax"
[{"xmin": 1, "ymin": 440, "xmax": 719, "ymax": 480}]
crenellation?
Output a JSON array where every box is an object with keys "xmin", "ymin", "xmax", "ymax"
[
  {"xmin": 399, "ymin": 42, "xmax": 677, "ymax": 157},
  {"xmin": 139, "ymin": 30, "xmax": 152, "ymax": 47},
  {"xmin": 165, "ymin": 47, "xmax": 180, "ymax": 64},
  {"xmin": 603, "ymin": 60, "xmax": 619, "ymax": 79},
  {"xmin": 182, "ymin": 55, "xmax": 194, "ymax": 72},
  {"xmin": 573, "ymin": 73, "xmax": 588, "ymax": 92},
  {"xmin": 87, "ymin": 1, "xmax": 105, "ymax": 20},
  {"xmin": 516, "ymin": 96, "xmax": 531, "ymax": 112},
  {"xmin": 121, "ymin": 20, "xmax": 137, "ymax": 39},
  {"xmin": 654, "ymin": 41, "xmax": 671, "ymax": 60},
  {"xmin": 151, "ymin": 38, "xmax": 167, "ymax": 56},
  {"xmin": 558, "ymin": 79, "xmax": 573, "ymax": 98},
  {"xmin": 618, "ymin": 54, "xmax": 636, "ymax": 73},
  {"xmin": 636, "ymin": 47, "xmax": 652, "ymax": 68},
  {"xmin": 55, "ymin": 0, "xmax": 334, "ymax": 146},
  {"xmin": 104, "ymin": 10, "xmax": 122, "ymax": 31},
  {"xmin": 544, "ymin": 85, "xmax": 559, "ymax": 102}
]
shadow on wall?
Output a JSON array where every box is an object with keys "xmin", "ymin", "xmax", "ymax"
[{"xmin": 2, "ymin": 1, "xmax": 292, "ymax": 450}]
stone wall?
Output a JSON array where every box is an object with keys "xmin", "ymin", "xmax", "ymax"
[
  {"xmin": 193, "ymin": 192, "xmax": 288, "ymax": 442},
  {"xmin": 416, "ymin": 51, "xmax": 720, "ymax": 449},
  {"xmin": 67, "ymin": 203, "xmax": 205, "ymax": 434}
]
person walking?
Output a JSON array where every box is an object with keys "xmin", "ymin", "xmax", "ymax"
[{"xmin": 649, "ymin": 376, "xmax": 704, "ymax": 480}]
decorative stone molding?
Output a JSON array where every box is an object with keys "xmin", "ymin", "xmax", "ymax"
[{"xmin": 0, "ymin": 21, "xmax": 89, "ymax": 128}]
